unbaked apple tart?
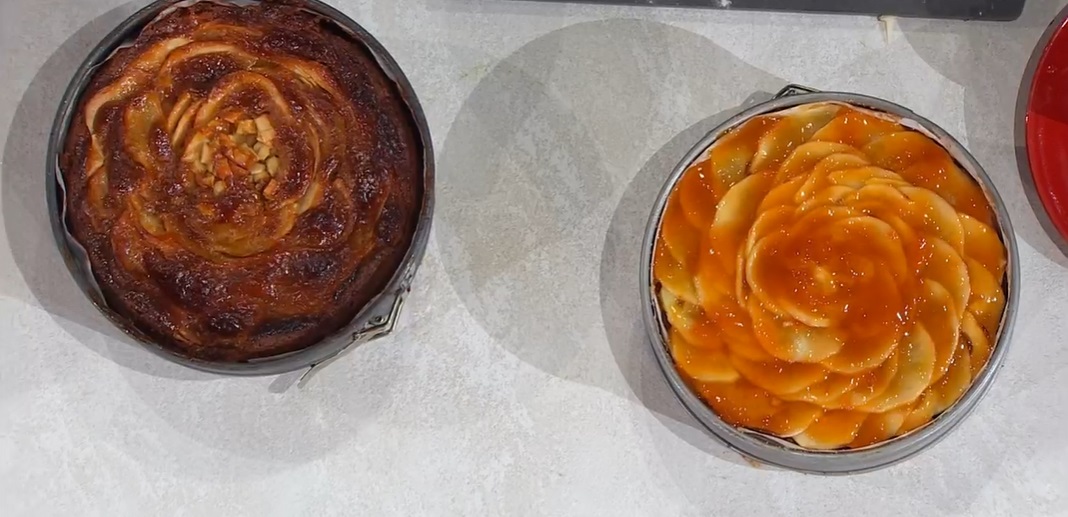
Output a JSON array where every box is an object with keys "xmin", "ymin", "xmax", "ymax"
[{"xmin": 653, "ymin": 102, "xmax": 1007, "ymax": 449}]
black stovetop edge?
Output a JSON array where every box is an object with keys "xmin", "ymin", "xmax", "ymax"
[{"xmin": 517, "ymin": 0, "xmax": 1024, "ymax": 21}]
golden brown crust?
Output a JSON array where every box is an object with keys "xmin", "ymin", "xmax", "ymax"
[{"xmin": 60, "ymin": 0, "xmax": 423, "ymax": 362}]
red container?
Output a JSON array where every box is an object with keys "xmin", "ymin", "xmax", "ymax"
[{"xmin": 1026, "ymin": 15, "xmax": 1068, "ymax": 242}]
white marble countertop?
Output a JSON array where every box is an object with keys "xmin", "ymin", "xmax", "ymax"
[{"xmin": 4, "ymin": 0, "xmax": 1068, "ymax": 514}]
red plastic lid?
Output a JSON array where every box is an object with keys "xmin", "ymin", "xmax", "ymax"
[{"xmin": 1027, "ymin": 16, "xmax": 1068, "ymax": 242}]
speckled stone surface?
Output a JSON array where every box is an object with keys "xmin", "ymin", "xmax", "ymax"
[{"xmin": 3, "ymin": 0, "xmax": 1068, "ymax": 514}]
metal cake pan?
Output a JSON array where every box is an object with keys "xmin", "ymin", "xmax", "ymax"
[
  {"xmin": 46, "ymin": 0, "xmax": 435, "ymax": 376},
  {"xmin": 640, "ymin": 85, "xmax": 1020, "ymax": 474}
]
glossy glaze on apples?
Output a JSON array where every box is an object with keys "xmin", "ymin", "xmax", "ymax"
[
  {"xmin": 653, "ymin": 102, "xmax": 1007, "ymax": 449},
  {"xmin": 60, "ymin": 1, "xmax": 422, "ymax": 362}
]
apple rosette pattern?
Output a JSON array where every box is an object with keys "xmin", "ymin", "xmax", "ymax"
[
  {"xmin": 59, "ymin": 2, "xmax": 422, "ymax": 362},
  {"xmin": 653, "ymin": 102, "xmax": 1008, "ymax": 450}
]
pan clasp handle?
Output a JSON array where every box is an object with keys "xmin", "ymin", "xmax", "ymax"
[
  {"xmin": 774, "ymin": 84, "xmax": 820, "ymax": 98},
  {"xmin": 352, "ymin": 291, "xmax": 407, "ymax": 343},
  {"xmin": 296, "ymin": 290, "xmax": 408, "ymax": 387}
]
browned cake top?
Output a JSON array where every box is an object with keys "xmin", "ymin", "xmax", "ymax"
[{"xmin": 60, "ymin": 0, "xmax": 423, "ymax": 362}]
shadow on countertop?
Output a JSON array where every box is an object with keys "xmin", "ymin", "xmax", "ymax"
[
  {"xmin": 0, "ymin": 0, "xmax": 206, "ymax": 381},
  {"xmin": 433, "ymin": 18, "xmax": 785, "ymax": 471},
  {"xmin": 597, "ymin": 101, "xmax": 765, "ymax": 470}
]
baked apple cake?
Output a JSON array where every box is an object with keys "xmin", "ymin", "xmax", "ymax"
[
  {"xmin": 59, "ymin": 1, "xmax": 423, "ymax": 362},
  {"xmin": 653, "ymin": 102, "xmax": 1007, "ymax": 449}
]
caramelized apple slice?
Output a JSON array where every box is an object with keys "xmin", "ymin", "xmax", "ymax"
[
  {"xmin": 746, "ymin": 206, "xmax": 793, "ymax": 257},
  {"xmin": 812, "ymin": 108, "xmax": 902, "ymax": 148},
  {"xmin": 966, "ymin": 257, "xmax": 1006, "ymax": 336},
  {"xmin": 922, "ymin": 238, "xmax": 971, "ymax": 317},
  {"xmin": 759, "ymin": 174, "xmax": 807, "ymax": 212},
  {"xmin": 899, "ymin": 346, "xmax": 972, "ymax": 434},
  {"xmin": 820, "ymin": 326, "xmax": 900, "ymax": 375},
  {"xmin": 849, "ymin": 407, "xmax": 909, "ymax": 448},
  {"xmin": 731, "ymin": 355, "xmax": 827, "ymax": 395},
  {"xmin": 796, "ymin": 185, "xmax": 854, "ymax": 214},
  {"xmin": 862, "ymin": 131, "xmax": 943, "ymax": 172},
  {"xmin": 899, "ymin": 186, "xmax": 966, "ymax": 254},
  {"xmin": 862, "ymin": 325, "xmax": 936, "ymax": 412},
  {"xmin": 914, "ymin": 279, "xmax": 962, "ymax": 382},
  {"xmin": 167, "ymin": 92, "xmax": 194, "ymax": 134},
  {"xmin": 960, "ymin": 213, "xmax": 1007, "ymax": 280},
  {"xmin": 961, "ymin": 311, "xmax": 993, "ymax": 372},
  {"xmin": 676, "ymin": 162, "xmax": 719, "ymax": 228},
  {"xmin": 901, "ymin": 157, "xmax": 992, "ymax": 225},
  {"xmin": 653, "ymin": 240, "xmax": 699, "ymax": 305},
  {"xmin": 697, "ymin": 380, "xmax": 781, "ymax": 430},
  {"xmin": 708, "ymin": 116, "xmax": 772, "ymax": 189},
  {"xmin": 123, "ymin": 92, "xmax": 164, "ymax": 171},
  {"xmin": 781, "ymin": 372, "xmax": 857, "ymax": 408},
  {"xmin": 836, "ymin": 215, "xmax": 909, "ymax": 279},
  {"xmin": 748, "ymin": 296, "xmax": 847, "ymax": 363},
  {"xmin": 766, "ymin": 402, "xmax": 823, "ymax": 437},
  {"xmin": 710, "ymin": 172, "xmax": 774, "ymax": 263},
  {"xmin": 826, "ymin": 166, "xmax": 906, "ymax": 190},
  {"xmin": 776, "ymin": 141, "xmax": 861, "ymax": 182},
  {"xmin": 694, "ymin": 249, "xmax": 735, "ymax": 309},
  {"xmin": 848, "ymin": 184, "xmax": 925, "ymax": 265},
  {"xmin": 668, "ymin": 328, "xmax": 738, "ymax": 383},
  {"xmin": 659, "ymin": 194, "xmax": 702, "ymax": 268},
  {"xmin": 750, "ymin": 103, "xmax": 840, "ymax": 173},
  {"xmin": 659, "ymin": 289, "xmax": 719, "ymax": 348},
  {"xmin": 794, "ymin": 409, "xmax": 868, "ymax": 450},
  {"xmin": 832, "ymin": 349, "xmax": 900, "ymax": 409},
  {"xmin": 931, "ymin": 345, "xmax": 973, "ymax": 414},
  {"xmin": 85, "ymin": 37, "xmax": 192, "ymax": 131},
  {"xmin": 795, "ymin": 155, "xmax": 871, "ymax": 202}
]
